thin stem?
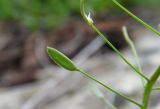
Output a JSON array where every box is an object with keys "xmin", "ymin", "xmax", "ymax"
[
  {"xmin": 122, "ymin": 26, "xmax": 142, "ymax": 73},
  {"xmin": 152, "ymin": 87, "xmax": 160, "ymax": 91},
  {"xmin": 122, "ymin": 26, "xmax": 146, "ymax": 87},
  {"xmin": 80, "ymin": 0, "xmax": 149, "ymax": 81},
  {"xmin": 112, "ymin": 0, "xmax": 160, "ymax": 36},
  {"xmin": 142, "ymin": 66, "xmax": 160, "ymax": 109},
  {"xmin": 91, "ymin": 24, "xmax": 149, "ymax": 81},
  {"xmin": 78, "ymin": 69, "xmax": 142, "ymax": 107}
]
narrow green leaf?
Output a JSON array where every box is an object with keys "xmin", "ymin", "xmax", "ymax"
[{"xmin": 47, "ymin": 47, "xmax": 78, "ymax": 71}]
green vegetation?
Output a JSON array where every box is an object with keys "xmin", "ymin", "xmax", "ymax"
[
  {"xmin": 47, "ymin": 45, "xmax": 160, "ymax": 109},
  {"xmin": 0, "ymin": 0, "xmax": 159, "ymax": 30},
  {"xmin": 47, "ymin": 0, "xmax": 160, "ymax": 109}
]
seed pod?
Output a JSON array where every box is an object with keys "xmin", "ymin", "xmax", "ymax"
[{"xmin": 47, "ymin": 47, "xmax": 78, "ymax": 71}]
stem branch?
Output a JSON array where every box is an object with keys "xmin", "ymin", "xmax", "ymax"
[
  {"xmin": 90, "ymin": 23, "xmax": 149, "ymax": 81},
  {"xmin": 112, "ymin": 0, "xmax": 160, "ymax": 36},
  {"xmin": 78, "ymin": 69, "xmax": 142, "ymax": 107},
  {"xmin": 142, "ymin": 66, "xmax": 160, "ymax": 109},
  {"xmin": 80, "ymin": 0, "xmax": 149, "ymax": 81}
]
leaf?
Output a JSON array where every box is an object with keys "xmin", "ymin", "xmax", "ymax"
[{"xmin": 47, "ymin": 47, "xmax": 78, "ymax": 71}]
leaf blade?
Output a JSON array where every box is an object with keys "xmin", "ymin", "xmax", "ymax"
[{"xmin": 47, "ymin": 47, "xmax": 78, "ymax": 71}]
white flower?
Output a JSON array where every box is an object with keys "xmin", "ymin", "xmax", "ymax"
[{"xmin": 85, "ymin": 12, "xmax": 93, "ymax": 23}]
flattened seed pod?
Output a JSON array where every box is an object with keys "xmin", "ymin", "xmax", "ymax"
[{"xmin": 47, "ymin": 47, "xmax": 78, "ymax": 71}]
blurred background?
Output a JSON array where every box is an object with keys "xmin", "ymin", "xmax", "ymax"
[{"xmin": 0, "ymin": 0, "xmax": 160, "ymax": 109}]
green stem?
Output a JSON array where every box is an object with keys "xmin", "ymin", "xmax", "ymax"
[
  {"xmin": 152, "ymin": 87, "xmax": 160, "ymax": 91},
  {"xmin": 122, "ymin": 26, "xmax": 146, "ymax": 87},
  {"xmin": 80, "ymin": 0, "xmax": 149, "ymax": 81},
  {"xmin": 112, "ymin": 0, "xmax": 160, "ymax": 36},
  {"xmin": 142, "ymin": 66, "xmax": 160, "ymax": 109},
  {"xmin": 78, "ymin": 69, "xmax": 142, "ymax": 107},
  {"xmin": 122, "ymin": 26, "xmax": 143, "ymax": 73},
  {"xmin": 90, "ymin": 23, "xmax": 149, "ymax": 81}
]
